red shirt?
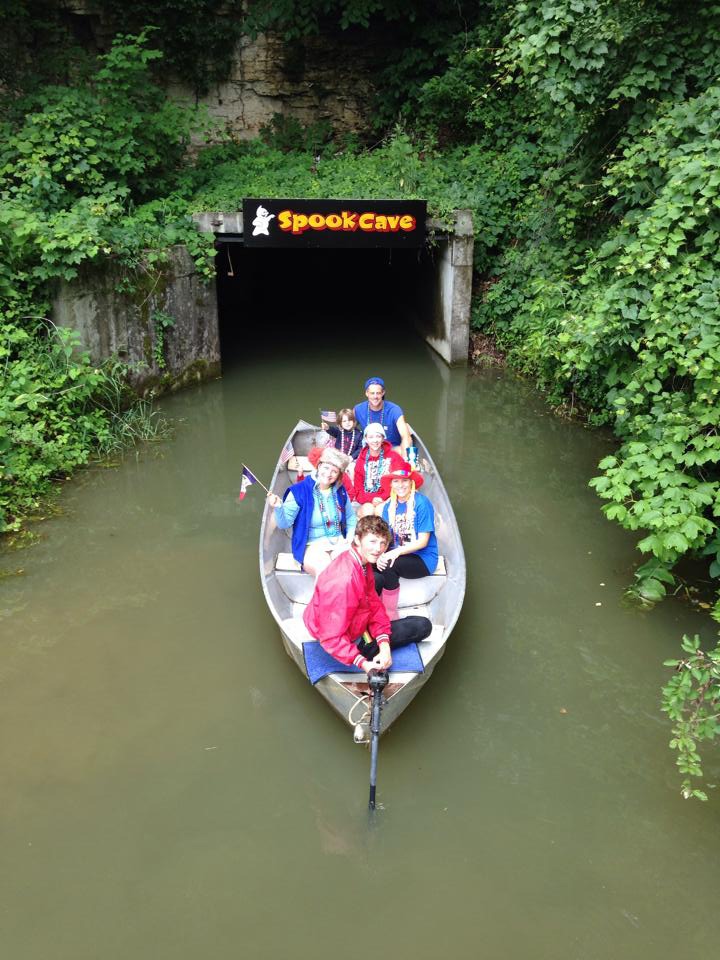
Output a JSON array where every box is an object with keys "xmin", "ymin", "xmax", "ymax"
[
  {"xmin": 303, "ymin": 547, "xmax": 391, "ymax": 667},
  {"xmin": 351, "ymin": 441, "xmax": 405, "ymax": 505}
]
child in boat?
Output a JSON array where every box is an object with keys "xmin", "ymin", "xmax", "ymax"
[
  {"xmin": 267, "ymin": 447, "xmax": 355, "ymax": 577},
  {"xmin": 303, "ymin": 515, "xmax": 432, "ymax": 672},
  {"xmin": 325, "ymin": 408, "xmax": 362, "ymax": 460},
  {"xmin": 374, "ymin": 463, "xmax": 438, "ymax": 620},
  {"xmin": 351, "ymin": 423, "xmax": 405, "ymax": 518}
]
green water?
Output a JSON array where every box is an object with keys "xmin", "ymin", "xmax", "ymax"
[{"xmin": 2, "ymin": 333, "xmax": 719, "ymax": 959}]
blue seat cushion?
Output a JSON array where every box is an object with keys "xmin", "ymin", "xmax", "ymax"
[{"xmin": 302, "ymin": 641, "xmax": 424, "ymax": 685}]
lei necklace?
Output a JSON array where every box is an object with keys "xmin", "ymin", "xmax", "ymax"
[
  {"xmin": 315, "ymin": 485, "xmax": 343, "ymax": 536},
  {"xmin": 363, "ymin": 447, "xmax": 385, "ymax": 493}
]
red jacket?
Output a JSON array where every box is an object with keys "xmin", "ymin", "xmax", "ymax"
[
  {"xmin": 303, "ymin": 548, "xmax": 391, "ymax": 667},
  {"xmin": 352, "ymin": 441, "xmax": 405, "ymax": 505}
]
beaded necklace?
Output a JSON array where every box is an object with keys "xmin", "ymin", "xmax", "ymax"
[
  {"xmin": 363, "ymin": 446, "xmax": 385, "ymax": 493},
  {"xmin": 366, "ymin": 401, "xmax": 385, "ymax": 430},
  {"xmin": 314, "ymin": 484, "xmax": 343, "ymax": 536},
  {"xmin": 340, "ymin": 427, "xmax": 359, "ymax": 456}
]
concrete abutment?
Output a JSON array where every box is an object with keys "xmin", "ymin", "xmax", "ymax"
[{"xmin": 51, "ymin": 209, "xmax": 473, "ymax": 392}]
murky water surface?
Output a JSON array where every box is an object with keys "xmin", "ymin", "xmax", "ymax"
[{"xmin": 2, "ymin": 330, "xmax": 719, "ymax": 959}]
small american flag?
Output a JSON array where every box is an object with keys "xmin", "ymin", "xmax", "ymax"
[
  {"xmin": 237, "ymin": 465, "xmax": 258, "ymax": 501},
  {"xmin": 279, "ymin": 440, "xmax": 294, "ymax": 465},
  {"xmin": 320, "ymin": 409, "xmax": 337, "ymax": 423}
]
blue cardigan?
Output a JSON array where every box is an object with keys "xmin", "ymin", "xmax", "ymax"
[{"xmin": 283, "ymin": 476, "xmax": 349, "ymax": 566}]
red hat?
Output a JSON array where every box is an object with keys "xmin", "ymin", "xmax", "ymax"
[
  {"xmin": 307, "ymin": 446, "xmax": 324, "ymax": 468},
  {"xmin": 379, "ymin": 462, "xmax": 424, "ymax": 500}
]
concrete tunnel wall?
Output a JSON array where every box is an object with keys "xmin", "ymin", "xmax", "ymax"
[{"xmin": 51, "ymin": 209, "xmax": 472, "ymax": 393}]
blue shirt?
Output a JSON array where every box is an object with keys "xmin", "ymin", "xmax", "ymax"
[
  {"xmin": 382, "ymin": 492, "xmax": 438, "ymax": 573},
  {"xmin": 354, "ymin": 399, "xmax": 405, "ymax": 447}
]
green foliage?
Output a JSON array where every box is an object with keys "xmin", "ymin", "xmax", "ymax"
[
  {"xmin": 94, "ymin": 0, "xmax": 465, "ymax": 102},
  {"xmin": 244, "ymin": 0, "xmax": 413, "ymax": 37},
  {"xmin": 663, "ymin": 635, "xmax": 720, "ymax": 801},
  {"xmin": 1, "ymin": 29, "xmax": 202, "ymax": 206},
  {"xmin": 0, "ymin": 1, "xmax": 92, "ymax": 94},
  {"xmin": 0, "ymin": 32, "xmax": 212, "ymax": 530},
  {"xmin": 408, "ymin": 9, "xmax": 534, "ymax": 146},
  {"xmin": 100, "ymin": 1, "xmax": 245, "ymax": 94},
  {"xmin": 151, "ymin": 310, "xmax": 176, "ymax": 370},
  {"xmin": 259, "ymin": 113, "xmax": 334, "ymax": 154},
  {"xmin": 0, "ymin": 320, "xmax": 167, "ymax": 532},
  {"xmin": 464, "ymin": 3, "xmax": 720, "ymax": 605},
  {"xmin": 0, "ymin": 30, "xmax": 215, "ymax": 295},
  {"xmin": 185, "ymin": 129, "xmax": 540, "ymax": 250}
]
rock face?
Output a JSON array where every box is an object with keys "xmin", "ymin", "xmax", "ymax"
[
  {"xmin": 63, "ymin": 3, "xmax": 388, "ymax": 138},
  {"xmin": 169, "ymin": 27, "xmax": 387, "ymax": 139},
  {"xmin": 52, "ymin": 247, "xmax": 221, "ymax": 394}
]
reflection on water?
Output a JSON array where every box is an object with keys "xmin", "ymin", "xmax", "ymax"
[{"xmin": 2, "ymin": 329, "xmax": 719, "ymax": 960}]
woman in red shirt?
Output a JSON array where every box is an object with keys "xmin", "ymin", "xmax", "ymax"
[{"xmin": 351, "ymin": 423, "xmax": 405, "ymax": 517}]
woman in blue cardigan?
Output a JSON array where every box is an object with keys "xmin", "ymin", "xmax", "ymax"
[{"xmin": 267, "ymin": 447, "xmax": 356, "ymax": 576}]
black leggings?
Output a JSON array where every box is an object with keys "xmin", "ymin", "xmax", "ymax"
[
  {"xmin": 373, "ymin": 553, "xmax": 430, "ymax": 593},
  {"xmin": 356, "ymin": 616, "xmax": 432, "ymax": 658}
]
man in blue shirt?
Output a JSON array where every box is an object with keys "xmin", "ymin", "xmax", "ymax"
[{"xmin": 354, "ymin": 376, "xmax": 412, "ymax": 453}]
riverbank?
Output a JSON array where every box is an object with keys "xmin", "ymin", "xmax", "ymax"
[{"xmin": 468, "ymin": 329, "xmax": 506, "ymax": 368}]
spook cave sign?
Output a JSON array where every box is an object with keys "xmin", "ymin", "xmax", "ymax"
[{"xmin": 242, "ymin": 198, "xmax": 427, "ymax": 248}]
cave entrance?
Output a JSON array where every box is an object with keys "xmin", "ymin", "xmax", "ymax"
[
  {"xmin": 194, "ymin": 207, "xmax": 473, "ymax": 370},
  {"xmin": 215, "ymin": 244, "xmax": 429, "ymax": 361}
]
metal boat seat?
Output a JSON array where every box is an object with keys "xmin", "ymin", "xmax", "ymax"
[
  {"xmin": 275, "ymin": 552, "xmax": 447, "ymax": 605},
  {"xmin": 280, "ymin": 617, "xmax": 445, "ymax": 672},
  {"xmin": 286, "ymin": 455, "xmax": 313, "ymax": 480}
]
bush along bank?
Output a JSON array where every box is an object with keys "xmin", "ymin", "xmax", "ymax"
[
  {"xmin": 0, "ymin": 321, "xmax": 171, "ymax": 532},
  {"xmin": 0, "ymin": 31, "xmax": 215, "ymax": 533}
]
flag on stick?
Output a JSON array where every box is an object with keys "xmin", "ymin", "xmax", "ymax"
[
  {"xmin": 279, "ymin": 440, "xmax": 294, "ymax": 465},
  {"xmin": 237, "ymin": 465, "xmax": 259, "ymax": 501},
  {"xmin": 320, "ymin": 409, "xmax": 337, "ymax": 423}
]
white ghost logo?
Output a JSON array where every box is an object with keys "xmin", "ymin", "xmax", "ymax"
[{"xmin": 252, "ymin": 205, "xmax": 275, "ymax": 237}]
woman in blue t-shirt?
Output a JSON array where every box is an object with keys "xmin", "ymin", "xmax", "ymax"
[{"xmin": 375, "ymin": 463, "xmax": 438, "ymax": 618}]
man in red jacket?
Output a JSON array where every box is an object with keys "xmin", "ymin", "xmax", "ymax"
[{"xmin": 303, "ymin": 515, "xmax": 432, "ymax": 673}]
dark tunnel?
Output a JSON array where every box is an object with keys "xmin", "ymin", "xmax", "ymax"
[{"xmin": 215, "ymin": 242, "xmax": 437, "ymax": 364}]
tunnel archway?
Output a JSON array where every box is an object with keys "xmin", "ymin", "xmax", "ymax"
[
  {"xmin": 194, "ymin": 207, "xmax": 473, "ymax": 370},
  {"xmin": 215, "ymin": 243, "xmax": 431, "ymax": 362}
]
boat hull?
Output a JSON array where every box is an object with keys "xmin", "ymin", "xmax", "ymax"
[{"xmin": 260, "ymin": 420, "xmax": 465, "ymax": 737}]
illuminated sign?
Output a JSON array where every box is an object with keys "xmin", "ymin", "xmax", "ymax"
[{"xmin": 242, "ymin": 198, "xmax": 426, "ymax": 248}]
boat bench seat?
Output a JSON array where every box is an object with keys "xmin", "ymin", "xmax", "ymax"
[
  {"xmin": 275, "ymin": 552, "xmax": 447, "ymax": 606},
  {"xmin": 287, "ymin": 455, "xmax": 313, "ymax": 474},
  {"xmin": 276, "ymin": 553, "xmax": 446, "ymax": 576},
  {"xmin": 281, "ymin": 618, "xmax": 445, "ymax": 671}
]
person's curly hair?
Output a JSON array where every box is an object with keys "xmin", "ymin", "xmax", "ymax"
[{"xmin": 355, "ymin": 515, "xmax": 391, "ymax": 544}]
